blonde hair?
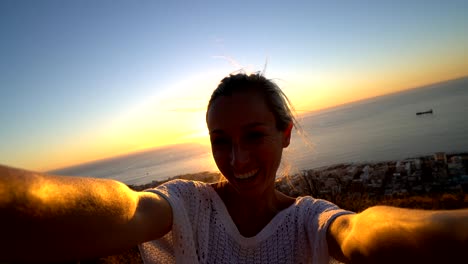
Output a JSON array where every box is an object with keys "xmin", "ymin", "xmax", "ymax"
[{"xmin": 207, "ymin": 72, "xmax": 299, "ymax": 132}]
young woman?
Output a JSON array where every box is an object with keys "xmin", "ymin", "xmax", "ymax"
[{"xmin": 1, "ymin": 73, "xmax": 467, "ymax": 263}]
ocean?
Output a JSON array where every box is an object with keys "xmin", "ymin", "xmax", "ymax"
[{"xmin": 51, "ymin": 76, "xmax": 468, "ymax": 185}]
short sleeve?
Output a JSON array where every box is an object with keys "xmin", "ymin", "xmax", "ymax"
[
  {"xmin": 301, "ymin": 197, "xmax": 355, "ymax": 264},
  {"xmin": 139, "ymin": 179, "xmax": 212, "ymax": 264}
]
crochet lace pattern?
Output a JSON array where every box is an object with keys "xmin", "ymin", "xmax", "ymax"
[{"xmin": 139, "ymin": 179, "xmax": 352, "ymax": 263}]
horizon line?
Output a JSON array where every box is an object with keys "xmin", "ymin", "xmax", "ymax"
[{"xmin": 46, "ymin": 74, "xmax": 467, "ymax": 173}]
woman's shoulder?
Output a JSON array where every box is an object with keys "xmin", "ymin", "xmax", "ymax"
[
  {"xmin": 146, "ymin": 178, "xmax": 214, "ymax": 197},
  {"xmin": 293, "ymin": 195, "xmax": 343, "ymax": 212},
  {"xmin": 158, "ymin": 178, "xmax": 215, "ymax": 188},
  {"xmin": 292, "ymin": 196, "xmax": 355, "ymax": 224}
]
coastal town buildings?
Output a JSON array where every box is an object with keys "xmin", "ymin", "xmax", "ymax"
[
  {"xmin": 275, "ymin": 152, "xmax": 468, "ymax": 200},
  {"xmin": 130, "ymin": 151, "xmax": 468, "ymax": 207}
]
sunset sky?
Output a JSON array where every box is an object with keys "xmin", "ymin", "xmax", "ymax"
[{"xmin": 1, "ymin": 0, "xmax": 467, "ymax": 171}]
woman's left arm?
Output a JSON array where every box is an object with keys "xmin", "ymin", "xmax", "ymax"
[{"xmin": 327, "ymin": 205, "xmax": 468, "ymax": 264}]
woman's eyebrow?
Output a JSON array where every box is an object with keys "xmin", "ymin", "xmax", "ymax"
[
  {"xmin": 209, "ymin": 129, "xmax": 224, "ymax": 135},
  {"xmin": 243, "ymin": 122, "xmax": 268, "ymax": 129}
]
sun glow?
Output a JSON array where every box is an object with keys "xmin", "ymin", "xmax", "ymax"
[
  {"xmin": 280, "ymin": 60, "xmax": 468, "ymax": 116},
  {"xmin": 40, "ymin": 71, "xmax": 224, "ymax": 171}
]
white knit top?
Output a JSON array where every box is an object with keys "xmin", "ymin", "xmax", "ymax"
[{"xmin": 138, "ymin": 179, "xmax": 353, "ymax": 264}]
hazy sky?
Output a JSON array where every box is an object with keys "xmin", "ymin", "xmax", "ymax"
[{"xmin": 1, "ymin": 0, "xmax": 467, "ymax": 171}]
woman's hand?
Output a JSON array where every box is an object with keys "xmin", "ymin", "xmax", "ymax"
[
  {"xmin": 0, "ymin": 164, "xmax": 172, "ymax": 263},
  {"xmin": 327, "ymin": 205, "xmax": 468, "ymax": 264}
]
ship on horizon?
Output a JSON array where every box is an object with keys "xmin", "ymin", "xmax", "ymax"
[{"xmin": 416, "ymin": 109, "xmax": 433, "ymax": 115}]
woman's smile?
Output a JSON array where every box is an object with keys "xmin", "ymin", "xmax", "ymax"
[
  {"xmin": 207, "ymin": 90, "xmax": 292, "ymax": 197},
  {"xmin": 233, "ymin": 168, "xmax": 259, "ymax": 180}
]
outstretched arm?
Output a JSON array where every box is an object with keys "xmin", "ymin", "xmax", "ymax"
[
  {"xmin": 0, "ymin": 164, "xmax": 172, "ymax": 263},
  {"xmin": 328, "ymin": 205, "xmax": 468, "ymax": 264}
]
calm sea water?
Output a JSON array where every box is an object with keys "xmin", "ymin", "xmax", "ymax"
[
  {"xmin": 50, "ymin": 143, "xmax": 217, "ymax": 185},
  {"xmin": 51, "ymin": 77, "xmax": 468, "ymax": 185},
  {"xmin": 286, "ymin": 76, "xmax": 468, "ymax": 174}
]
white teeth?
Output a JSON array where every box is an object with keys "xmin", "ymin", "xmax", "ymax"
[{"xmin": 234, "ymin": 169, "xmax": 259, "ymax": 179}]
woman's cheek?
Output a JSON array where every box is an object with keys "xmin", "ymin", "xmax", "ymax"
[{"xmin": 212, "ymin": 149, "xmax": 228, "ymax": 165}]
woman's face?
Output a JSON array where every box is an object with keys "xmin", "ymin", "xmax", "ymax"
[{"xmin": 206, "ymin": 91, "xmax": 292, "ymax": 196}]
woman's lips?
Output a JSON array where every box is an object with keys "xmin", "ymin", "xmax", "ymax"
[{"xmin": 234, "ymin": 168, "xmax": 259, "ymax": 179}]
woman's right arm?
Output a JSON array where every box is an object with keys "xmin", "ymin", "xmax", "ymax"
[
  {"xmin": 327, "ymin": 205, "xmax": 468, "ymax": 264},
  {"xmin": 0, "ymin": 164, "xmax": 172, "ymax": 263}
]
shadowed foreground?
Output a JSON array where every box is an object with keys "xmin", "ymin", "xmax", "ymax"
[{"xmin": 76, "ymin": 159, "xmax": 468, "ymax": 263}]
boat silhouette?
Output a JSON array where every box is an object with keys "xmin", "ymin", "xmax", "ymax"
[{"xmin": 416, "ymin": 109, "xmax": 433, "ymax": 115}]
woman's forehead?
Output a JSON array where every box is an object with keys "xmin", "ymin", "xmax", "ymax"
[{"xmin": 206, "ymin": 92, "xmax": 276, "ymax": 131}]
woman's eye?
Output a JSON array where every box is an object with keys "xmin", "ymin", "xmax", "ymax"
[
  {"xmin": 246, "ymin": 132, "xmax": 265, "ymax": 142},
  {"xmin": 211, "ymin": 138, "xmax": 230, "ymax": 146}
]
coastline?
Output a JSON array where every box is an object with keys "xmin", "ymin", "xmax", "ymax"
[{"xmin": 129, "ymin": 151, "xmax": 468, "ymax": 211}]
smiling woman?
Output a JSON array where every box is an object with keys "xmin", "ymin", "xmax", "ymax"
[
  {"xmin": 206, "ymin": 76, "xmax": 294, "ymax": 199},
  {"xmin": 207, "ymin": 91, "xmax": 291, "ymax": 206},
  {"xmin": 1, "ymin": 72, "xmax": 468, "ymax": 264}
]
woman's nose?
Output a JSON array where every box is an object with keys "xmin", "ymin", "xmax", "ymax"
[{"xmin": 230, "ymin": 143, "xmax": 250, "ymax": 169}]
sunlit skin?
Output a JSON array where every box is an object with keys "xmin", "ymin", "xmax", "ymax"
[
  {"xmin": 207, "ymin": 90, "xmax": 295, "ymax": 237},
  {"xmin": 0, "ymin": 165, "xmax": 172, "ymax": 262},
  {"xmin": 328, "ymin": 206, "xmax": 468, "ymax": 263}
]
